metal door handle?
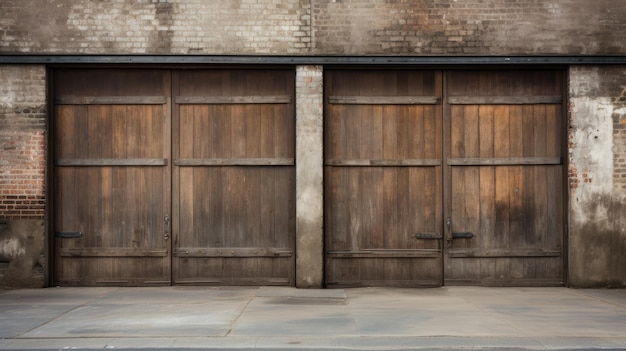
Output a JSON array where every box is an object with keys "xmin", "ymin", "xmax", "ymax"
[
  {"xmin": 164, "ymin": 214, "xmax": 170, "ymax": 240},
  {"xmin": 444, "ymin": 218, "xmax": 474, "ymax": 240},
  {"xmin": 452, "ymin": 232, "xmax": 474, "ymax": 239}
]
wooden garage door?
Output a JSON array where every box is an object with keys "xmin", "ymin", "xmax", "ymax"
[
  {"xmin": 444, "ymin": 70, "xmax": 565, "ymax": 286},
  {"xmin": 324, "ymin": 70, "xmax": 444, "ymax": 287},
  {"xmin": 172, "ymin": 70, "xmax": 296, "ymax": 285},
  {"xmin": 324, "ymin": 69, "xmax": 564, "ymax": 287},
  {"xmin": 54, "ymin": 68, "xmax": 295, "ymax": 286},
  {"xmin": 54, "ymin": 69, "xmax": 172, "ymax": 286}
]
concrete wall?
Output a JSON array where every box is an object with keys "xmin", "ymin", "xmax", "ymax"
[
  {"xmin": 0, "ymin": 65, "xmax": 47, "ymax": 288},
  {"xmin": 568, "ymin": 66, "xmax": 626, "ymax": 288},
  {"xmin": 1, "ymin": 0, "xmax": 624, "ymax": 55}
]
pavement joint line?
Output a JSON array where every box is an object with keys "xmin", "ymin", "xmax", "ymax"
[
  {"xmin": 447, "ymin": 287, "xmax": 536, "ymax": 343},
  {"xmin": 569, "ymin": 289, "xmax": 626, "ymax": 309},
  {"xmin": 226, "ymin": 294, "xmax": 255, "ymax": 337},
  {"xmin": 8, "ymin": 288, "xmax": 119, "ymax": 340}
]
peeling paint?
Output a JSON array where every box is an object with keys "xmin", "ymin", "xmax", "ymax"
[
  {"xmin": 569, "ymin": 96, "xmax": 614, "ymax": 226},
  {"xmin": 0, "ymin": 238, "xmax": 25, "ymax": 260},
  {"xmin": 569, "ymin": 66, "xmax": 626, "ymax": 287},
  {"xmin": 614, "ymin": 106, "xmax": 626, "ymax": 124},
  {"xmin": 0, "ymin": 220, "xmax": 46, "ymax": 289}
]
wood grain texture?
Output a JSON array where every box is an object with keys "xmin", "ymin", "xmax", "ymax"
[
  {"xmin": 444, "ymin": 70, "xmax": 565, "ymax": 286},
  {"xmin": 324, "ymin": 70, "xmax": 443, "ymax": 287},
  {"xmin": 172, "ymin": 70, "xmax": 296, "ymax": 286},
  {"xmin": 54, "ymin": 69, "xmax": 171, "ymax": 286}
]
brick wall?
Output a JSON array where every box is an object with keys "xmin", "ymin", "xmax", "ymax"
[
  {"xmin": 0, "ymin": 0, "xmax": 311, "ymax": 54},
  {"xmin": 0, "ymin": 65, "xmax": 46, "ymax": 219},
  {"xmin": 312, "ymin": 0, "xmax": 626, "ymax": 55},
  {"xmin": 0, "ymin": 0, "xmax": 624, "ymax": 55},
  {"xmin": 0, "ymin": 65, "xmax": 47, "ymax": 288}
]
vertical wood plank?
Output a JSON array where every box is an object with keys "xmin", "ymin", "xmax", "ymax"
[
  {"xmin": 534, "ymin": 105, "xmax": 548, "ymax": 157},
  {"xmin": 450, "ymin": 106, "xmax": 465, "ymax": 158},
  {"xmin": 246, "ymin": 104, "xmax": 262, "ymax": 158},
  {"xmin": 260, "ymin": 104, "xmax": 275, "ymax": 158},
  {"xmin": 382, "ymin": 105, "xmax": 398, "ymax": 160},
  {"xmin": 546, "ymin": 105, "xmax": 561, "ymax": 158},
  {"xmin": 509, "ymin": 106, "xmax": 524, "ymax": 158},
  {"xmin": 411, "ymin": 106, "xmax": 425, "ymax": 159},
  {"xmin": 522, "ymin": 105, "xmax": 535, "ymax": 157},
  {"xmin": 397, "ymin": 103, "xmax": 410, "ymax": 161},
  {"xmin": 464, "ymin": 105, "xmax": 479, "ymax": 158},
  {"xmin": 231, "ymin": 105, "xmax": 246, "ymax": 159}
]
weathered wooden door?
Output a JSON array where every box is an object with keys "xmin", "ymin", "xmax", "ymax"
[
  {"xmin": 55, "ymin": 69, "xmax": 295, "ymax": 286},
  {"xmin": 54, "ymin": 69, "xmax": 172, "ymax": 286},
  {"xmin": 324, "ymin": 69, "xmax": 564, "ymax": 287},
  {"xmin": 324, "ymin": 70, "xmax": 444, "ymax": 287},
  {"xmin": 172, "ymin": 70, "xmax": 296, "ymax": 285},
  {"xmin": 443, "ymin": 70, "xmax": 565, "ymax": 286}
]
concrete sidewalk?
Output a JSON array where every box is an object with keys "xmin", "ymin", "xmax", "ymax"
[{"xmin": 0, "ymin": 286, "xmax": 625, "ymax": 350}]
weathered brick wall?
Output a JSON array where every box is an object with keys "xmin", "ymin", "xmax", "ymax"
[
  {"xmin": 0, "ymin": 0, "xmax": 311, "ymax": 54},
  {"xmin": 568, "ymin": 66, "xmax": 626, "ymax": 287},
  {"xmin": 312, "ymin": 0, "xmax": 626, "ymax": 55},
  {"xmin": 0, "ymin": 65, "xmax": 46, "ymax": 218},
  {"xmin": 0, "ymin": 65, "xmax": 47, "ymax": 288},
  {"xmin": 0, "ymin": 0, "xmax": 624, "ymax": 55}
]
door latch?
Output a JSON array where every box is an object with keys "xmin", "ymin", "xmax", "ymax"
[
  {"xmin": 444, "ymin": 217, "xmax": 474, "ymax": 240},
  {"xmin": 164, "ymin": 214, "xmax": 170, "ymax": 240}
]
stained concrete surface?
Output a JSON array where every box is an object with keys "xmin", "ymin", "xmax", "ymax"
[{"xmin": 0, "ymin": 286, "xmax": 625, "ymax": 350}]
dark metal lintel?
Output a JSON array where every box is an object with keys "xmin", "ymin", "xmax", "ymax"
[{"xmin": 1, "ymin": 54, "xmax": 625, "ymax": 65}]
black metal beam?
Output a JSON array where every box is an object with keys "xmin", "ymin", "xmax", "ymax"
[{"xmin": 1, "ymin": 55, "xmax": 626, "ymax": 65}]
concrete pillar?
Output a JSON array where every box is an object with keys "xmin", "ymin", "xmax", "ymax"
[
  {"xmin": 295, "ymin": 65, "xmax": 324, "ymax": 288},
  {"xmin": 568, "ymin": 66, "xmax": 626, "ymax": 287}
]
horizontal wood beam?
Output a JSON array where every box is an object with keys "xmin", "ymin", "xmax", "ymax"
[
  {"xmin": 55, "ymin": 96, "xmax": 167, "ymax": 105},
  {"xmin": 174, "ymin": 158, "xmax": 294, "ymax": 166},
  {"xmin": 325, "ymin": 159, "xmax": 442, "ymax": 167},
  {"xmin": 448, "ymin": 248, "xmax": 562, "ymax": 258},
  {"xmin": 328, "ymin": 96, "xmax": 441, "ymax": 105},
  {"xmin": 444, "ymin": 278, "xmax": 564, "ymax": 287},
  {"xmin": 173, "ymin": 247, "xmax": 293, "ymax": 258},
  {"xmin": 327, "ymin": 249, "xmax": 441, "ymax": 258},
  {"xmin": 325, "ymin": 280, "xmax": 441, "ymax": 287},
  {"xmin": 59, "ymin": 248, "xmax": 168, "ymax": 257},
  {"xmin": 447, "ymin": 157, "xmax": 561, "ymax": 166},
  {"xmin": 175, "ymin": 95, "xmax": 292, "ymax": 104},
  {"xmin": 56, "ymin": 158, "xmax": 168, "ymax": 166},
  {"xmin": 174, "ymin": 278, "xmax": 290, "ymax": 285},
  {"xmin": 448, "ymin": 95, "xmax": 562, "ymax": 105}
]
